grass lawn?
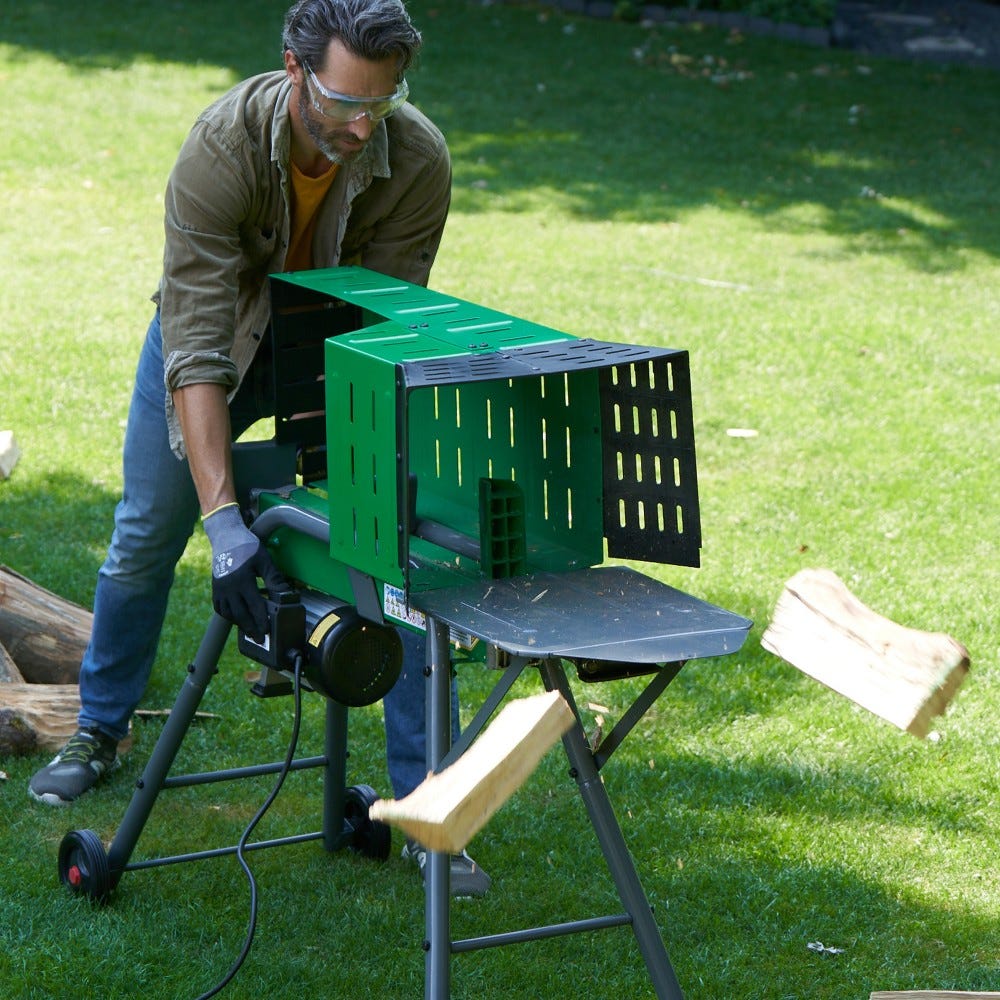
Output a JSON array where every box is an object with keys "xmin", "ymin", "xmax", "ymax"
[{"xmin": 1, "ymin": 1, "xmax": 998, "ymax": 998}]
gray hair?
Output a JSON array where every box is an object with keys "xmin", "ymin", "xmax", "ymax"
[{"xmin": 282, "ymin": 0, "xmax": 421, "ymax": 78}]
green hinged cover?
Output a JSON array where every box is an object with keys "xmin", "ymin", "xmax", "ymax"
[{"xmin": 268, "ymin": 267, "xmax": 702, "ymax": 600}]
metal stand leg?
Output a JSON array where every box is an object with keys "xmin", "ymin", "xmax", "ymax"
[
  {"xmin": 424, "ymin": 617, "xmax": 452, "ymax": 1000},
  {"xmin": 106, "ymin": 614, "xmax": 232, "ymax": 879},
  {"xmin": 540, "ymin": 660, "xmax": 685, "ymax": 1000},
  {"xmin": 322, "ymin": 698, "xmax": 349, "ymax": 852}
]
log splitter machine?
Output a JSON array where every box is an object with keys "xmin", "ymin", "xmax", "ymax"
[{"xmin": 57, "ymin": 267, "xmax": 752, "ymax": 999}]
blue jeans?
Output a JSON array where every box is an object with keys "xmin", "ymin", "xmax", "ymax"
[{"xmin": 78, "ymin": 313, "xmax": 451, "ymax": 798}]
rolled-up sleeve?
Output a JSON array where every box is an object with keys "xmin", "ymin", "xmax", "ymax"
[
  {"xmin": 159, "ymin": 120, "xmax": 251, "ymax": 396},
  {"xmin": 157, "ymin": 120, "xmax": 255, "ymax": 457}
]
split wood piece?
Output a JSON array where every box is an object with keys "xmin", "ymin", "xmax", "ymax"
[
  {"xmin": 370, "ymin": 690, "xmax": 575, "ymax": 854},
  {"xmin": 871, "ymin": 992, "xmax": 1000, "ymax": 999},
  {"xmin": 0, "ymin": 639, "xmax": 25, "ymax": 683},
  {"xmin": 0, "ymin": 431, "xmax": 20, "ymax": 480},
  {"xmin": 0, "ymin": 565, "xmax": 92, "ymax": 684},
  {"xmin": 761, "ymin": 569, "xmax": 969, "ymax": 739}
]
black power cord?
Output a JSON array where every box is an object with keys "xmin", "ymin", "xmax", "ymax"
[{"xmin": 195, "ymin": 651, "xmax": 305, "ymax": 1000}]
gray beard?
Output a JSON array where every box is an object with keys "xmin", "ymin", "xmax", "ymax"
[{"xmin": 298, "ymin": 89, "xmax": 354, "ymax": 166}]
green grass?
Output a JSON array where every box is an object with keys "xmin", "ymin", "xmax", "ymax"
[{"xmin": 1, "ymin": 1, "xmax": 998, "ymax": 997}]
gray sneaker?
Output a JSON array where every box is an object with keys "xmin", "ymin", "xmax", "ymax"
[
  {"xmin": 28, "ymin": 728, "xmax": 120, "ymax": 806},
  {"xmin": 401, "ymin": 839, "xmax": 492, "ymax": 898}
]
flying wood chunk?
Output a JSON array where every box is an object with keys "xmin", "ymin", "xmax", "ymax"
[
  {"xmin": 0, "ymin": 565, "xmax": 92, "ymax": 684},
  {"xmin": 762, "ymin": 569, "xmax": 969, "ymax": 739},
  {"xmin": 369, "ymin": 690, "xmax": 575, "ymax": 854}
]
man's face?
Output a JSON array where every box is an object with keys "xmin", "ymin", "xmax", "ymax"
[{"xmin": 292, "ymin": 38, "xmax": 402, "ymax": 166}]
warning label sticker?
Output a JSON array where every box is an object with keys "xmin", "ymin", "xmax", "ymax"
[
  {"xmin": 383, "ymin": 583, "xmax": 426, "ymax": 631},
  {"xmin": 382, "ymin": 583, "xmax": 478, "ymax": 652}
]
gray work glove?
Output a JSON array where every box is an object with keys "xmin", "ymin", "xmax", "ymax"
[{"xmin": 203, "ymin": 503, "xmax": 288, "ymax": 641}]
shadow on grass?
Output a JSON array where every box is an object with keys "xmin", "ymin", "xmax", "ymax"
[
  {"xmin": 661, "ymin": 776, "xmax": 1000, "ymax": 992},
  {"xmin": 635, "ymin": 746, "xmax": 997, "ymax": 840},
  {"xmin": 663, "ymin": 849, "xmax": 1000, "ymax": 996},
  {"xmin": 5, "ymin": 0, "xmax": 997, "ymax": 270},
  {"xmin": 431, "ymin": 20, "xmax": 999, "ymax": 271},
  {"xmin": 7, "ymin": 738, "xmax": 997, "ymax": 998},
  {"xmin": 0, "ymin": 0, "xmax": 282, "ymax": 78},
  {"xmin": 450, "ymin": 745, "xmax": 1000, "ymax": 997},
  {"xmin": 0, "ymin": 470, "xmax": 120, "ymax": 607}
]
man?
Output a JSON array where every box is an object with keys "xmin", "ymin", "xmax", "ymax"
[{"xmin": 29, "ymin": 0, "xmax": 489, "ymax": 897}]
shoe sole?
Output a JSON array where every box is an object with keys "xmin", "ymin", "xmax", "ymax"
[{"xmin": 28, "ymin": 788, "xmax": 74, "ymax": 807}]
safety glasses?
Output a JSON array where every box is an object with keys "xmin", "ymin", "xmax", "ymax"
[{"xmin": 304, "ymin": 64, "xmax": 409, "ymax": 123}]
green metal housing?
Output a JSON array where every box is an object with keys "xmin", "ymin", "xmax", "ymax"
[{"xmin": 259, "ymin": 267, "xmax": 701, "ymax": 615}]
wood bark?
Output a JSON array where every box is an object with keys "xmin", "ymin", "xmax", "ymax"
[
  {"xmin": 370, "ymin": 690, "xmax": 574, "ymax": 853},
  {"xmin": 0, "ymin": 565, "xmax": 91, "ymax": 684},
  {"xmin": 0, "ymin": 684, "xmax": 134, "ymax": 756},
  {"xmin": 762, "ymin": 569, "xmax": 969, "ymax": 738},
  {"xmin": 0, "ymin": 683, "xmax": 81, "ymax": 755}
]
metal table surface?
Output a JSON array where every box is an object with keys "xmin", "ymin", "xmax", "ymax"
[{"xmin": 411, "ymin": 565, "xmax": 752, "ymax": 664}]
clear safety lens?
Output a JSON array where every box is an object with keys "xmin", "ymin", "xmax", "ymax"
[{"xmin": 305, "ymin": 66, "xmax": 409, "ymax": 122}]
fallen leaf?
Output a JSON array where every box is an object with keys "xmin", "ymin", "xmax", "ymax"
[{"xmin": 807, "ymin": 941, "xmax": 845, "ymax": 955}]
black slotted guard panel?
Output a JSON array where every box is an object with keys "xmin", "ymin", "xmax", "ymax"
[
  {"xmin": 600, "ymin": 352, "xmax": 701, "ymax": 567},
  {"xmin": 269, "ymin": 281, "xmax": 366, "ymax": 482}
]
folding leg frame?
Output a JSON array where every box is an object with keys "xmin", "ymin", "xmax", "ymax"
[
  {"xmin": 421, "ymin": 617, "xmax": 685, "ymax": 1000},
  {"xmin": 58, "ymin": 613, "xmax": 382, "ymax": 905},
  {"xmin": 59, "ymin": 575, "xmax": 750, "ymax": 1000}
]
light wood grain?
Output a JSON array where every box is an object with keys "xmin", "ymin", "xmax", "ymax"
[
  {"xmin": 762, "ymin": 569, "xmax": 968, "ymax": 738},
  {"xmin": 370, "ymin": 690, "xmax": 574, "ymax": 852}
]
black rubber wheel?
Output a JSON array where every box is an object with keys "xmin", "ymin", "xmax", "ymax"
[
  {"xmin": 343, "ymin": 784, "xmax": 391, "ymax": 861},
  {"xmin": 58, "ymin": 829, "xmax": 114, "ymax": 903}
]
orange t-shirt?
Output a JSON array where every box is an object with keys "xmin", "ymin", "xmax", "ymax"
[{"xmin": 284, "ymin": 160, "xmax": 340, "ymax": 272}]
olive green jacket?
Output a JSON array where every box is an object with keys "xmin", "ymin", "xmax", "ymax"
[{"xmin": 155, "ymin": 71, "xmax": 451, "ymax": 457}]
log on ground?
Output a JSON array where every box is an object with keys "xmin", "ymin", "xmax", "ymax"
[
  {"xmin": 0, "ymin": 683, "xmax": 81, "ymax": 756},
  {"xmin": 762, "ymin": 568, "xmax": 969, "ymax": 738},
  {"xmin": 0, "ymin": 565, "xmax": 91, "ymax": 684}
]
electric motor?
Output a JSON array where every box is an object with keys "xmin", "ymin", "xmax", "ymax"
[{"xmin": 298, "ymin": 590, "xmax": 403, "ymax": 707}]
